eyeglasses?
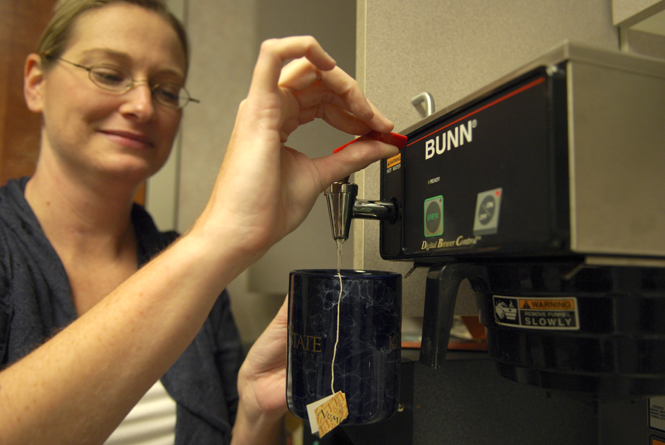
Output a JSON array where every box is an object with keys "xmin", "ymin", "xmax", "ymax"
[{"xmin": 45, "ymin": 55, "xmax": 199, "ymax": 109}]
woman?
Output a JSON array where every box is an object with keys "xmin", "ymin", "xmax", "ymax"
[{"xmin": 0, "ymin": 0, "xmax": 398, "ymax": 443}]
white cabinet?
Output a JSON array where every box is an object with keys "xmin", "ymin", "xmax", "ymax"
[
  {"xmin": 613, "ymin": 0, "xmax": 665, "ymax": 56},
  {"xmin": 613, "ymin": 0, "xmax": 665, "ymax": 30}
]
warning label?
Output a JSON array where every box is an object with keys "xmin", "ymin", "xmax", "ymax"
[
  {"xmin": 387, "ymin": 153, "xmax": 401, "ymax": 169},
  {"xmin": 493, "ymin": 296, "xmax": 579, "ymax": 330},
  {"xmin": 651, "ymin": 397, "xmax": 665, "ymax": 433}
]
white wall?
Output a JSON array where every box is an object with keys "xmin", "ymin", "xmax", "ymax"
[
  {"xmin": 162, "ymin": 0, "xmax": 356, "ymax": 345},
  {"xmin": 248, "ymin": 0, "xmax": 357, "ymax": 295}
]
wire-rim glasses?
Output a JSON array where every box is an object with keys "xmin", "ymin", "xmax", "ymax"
[{"xmin": 44, "ymin": 55, "xmax": 199, "ymax": 109}]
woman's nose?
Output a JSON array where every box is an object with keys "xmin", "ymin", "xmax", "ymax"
[{"xmin": 119, "ymin": 80, "xmax": 155, "ymax": 121}]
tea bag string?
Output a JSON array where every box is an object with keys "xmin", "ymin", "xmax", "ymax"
[{"xmin": 331, "ymin": 272, "xmax": 342, "ymax": 394}]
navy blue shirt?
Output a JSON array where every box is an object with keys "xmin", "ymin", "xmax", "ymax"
[{"xmin": 0, "ymin": 177, "xmax": 244, "ymax": 444}]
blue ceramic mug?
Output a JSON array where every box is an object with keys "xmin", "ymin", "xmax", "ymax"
[{"xmin": 287, "ymin": 269, "xmax": 402, "ymax": 425}]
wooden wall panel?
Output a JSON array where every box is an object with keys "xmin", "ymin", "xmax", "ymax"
[{"xmin": 0, "ymin": 0, "xmax": 55, "ymax": 185}]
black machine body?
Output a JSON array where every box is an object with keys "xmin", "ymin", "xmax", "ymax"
[{"xmin": 378, "ymin": 42, "xmax": 665, "ymax": 400}]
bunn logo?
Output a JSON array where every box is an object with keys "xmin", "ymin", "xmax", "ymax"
[{"xmin": 425, "ymin": 120, "xmax": 477, "ymax": 160}]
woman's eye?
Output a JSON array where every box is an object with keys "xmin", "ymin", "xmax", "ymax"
[
  {"xmin": 155, "ymin": 84, "xmax": 183, "ymax": 105},
  {"xmin": 90, "ymin": 67, "xmax": 127, "ymax": 86}
]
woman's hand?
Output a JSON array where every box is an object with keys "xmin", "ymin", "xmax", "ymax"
[
  {"xmin": 237, "ymin": 297, "xmax": 289, "ymax": 418},
  {"xmin": 195, "ymin": 36, "xmax": 399, "ymax": 264},
  {"xmin": 231, "ymin": 298, "xmax": 289, "ymax": 445}
]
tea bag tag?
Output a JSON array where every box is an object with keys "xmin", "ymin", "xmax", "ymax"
[{"xmin": 306, "ymin": 391, "xmax": 349, "ymax": 437}]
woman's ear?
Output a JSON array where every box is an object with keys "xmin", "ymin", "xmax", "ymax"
[{"xmin": 24, "ymin": 53, "xmax": 46, "ymax": 113}]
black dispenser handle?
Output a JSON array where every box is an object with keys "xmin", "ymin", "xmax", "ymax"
[{"xmin": 419, "ymin": 263, "xmax": 488, "ymax": 368}]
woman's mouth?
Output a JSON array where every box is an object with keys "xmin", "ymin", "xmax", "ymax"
[{"xmin": 101, "ymin": 130, "xmax": 156, "ymax": 149}]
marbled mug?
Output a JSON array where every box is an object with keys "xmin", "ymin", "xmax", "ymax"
[{"xmin": 287, "ymin": 269, "xmax": 402, "ymax": 425}]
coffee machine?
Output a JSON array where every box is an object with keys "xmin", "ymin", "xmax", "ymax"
[{"xmin": 319, "ymin": 42, "xmax": 665, "ymax": 445}]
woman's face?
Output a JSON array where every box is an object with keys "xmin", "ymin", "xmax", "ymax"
[{"xmin": 35, "ymin": 2, "xmax": 188, "ymax": 184}]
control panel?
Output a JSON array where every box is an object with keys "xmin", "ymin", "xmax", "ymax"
[{"xmin": 380, "ymin": 66, "xmax": 570, "ymax": 262}]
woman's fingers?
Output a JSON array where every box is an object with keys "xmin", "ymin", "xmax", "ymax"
[
  {"xmin": 241, "ymin": 35, "xmax": 397, "ymax": 174},
  {"xmin": 278, "ymin": 46, "xmax": 394, "ymax": 136},
  {"xmin": 312, "ymin": 103, "xmax": 375, "ymax": 135},
  {"xmin": 250, "ymin": 36, "xmax": 336, "ymax": 96},
  {"xmin": 279, "ymin": 58, "xmax": 323, "ymax": 91},
  {"xmin": 314, "ymin": 139, "xmax": 400, "ymax": 187},
  {"xmin": 288, "ymin": 71, "xmax": 393, "ymax": 134}
]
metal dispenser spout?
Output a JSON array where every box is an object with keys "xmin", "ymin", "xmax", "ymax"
[{"xmin": 325, "ymin": 177, "xmax": 398, "ymax": 241}]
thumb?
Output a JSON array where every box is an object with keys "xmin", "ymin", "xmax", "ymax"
[{"xmin": 314, "ymin": 140, "xmax": 399, "ymax": 188}]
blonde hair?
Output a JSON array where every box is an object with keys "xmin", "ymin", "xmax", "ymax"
[{"xmin": 37, "ymin": 0, "xmax": 189, "ymax": 74}]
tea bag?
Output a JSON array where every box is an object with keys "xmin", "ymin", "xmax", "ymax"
[{"xmin": 306, "ymin": 271, "xmax": 348, "ymax": 437}]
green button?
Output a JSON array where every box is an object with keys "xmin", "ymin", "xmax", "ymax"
[{"xmin": 424, "ymin": 196, "xmax": 443, "ymax": 237}]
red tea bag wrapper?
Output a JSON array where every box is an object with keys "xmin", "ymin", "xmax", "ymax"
[{"xmin": 333, "ymin": 131, "xmax": 407, "ymax": 153}]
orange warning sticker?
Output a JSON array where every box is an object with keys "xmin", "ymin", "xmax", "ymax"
[
  {"xmin": 387, "ymin": 153, "xmax": 401, "ymax": 170},
  {"xmin": 494, "ymin": 296, "xmax": 579, "ymax": 330},
  {"xmin": 652, "ymin": 438, "xmax": 665, "ymax": 445},
  {"xmin": 520, "ymin": 299, "xmax": 576, "ymax": 310}
]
